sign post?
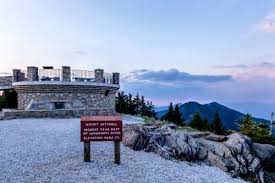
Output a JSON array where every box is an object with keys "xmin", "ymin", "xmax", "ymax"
[
  {"xmin": 83, "ymin": 142, "xmax": 91, "ymax": 162},
  {"xmin": 80, "ymin": 116, "xmax": 122, "ymax": 164}
]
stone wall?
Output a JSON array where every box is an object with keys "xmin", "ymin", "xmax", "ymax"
[
  {"xmin": 17, "ymin": 92, "xmax": 116, "ymax": 111},
  {"xmin": 2, "ymin": 108, "xmax": 116, "ymax": 119},
  {"xmin": 14, "ymin": 82, "xmax": 119, "ymax": 114},
  {"xmin": 0, "ymin": 76, "xmax": 12, "ymax": 86}
]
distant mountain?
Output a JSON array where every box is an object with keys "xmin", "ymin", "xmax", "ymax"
[
  {"xmin": 155, "ymin": 103, "xmax": 182, "ymax": 113},
  {"xmin": 156, "ymin": 101, "xmax": 269, "ymax": 130}
]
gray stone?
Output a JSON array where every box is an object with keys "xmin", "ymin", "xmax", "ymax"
[
  {"xmin": 27, "ymin": 67, "xmax": 38, "ymax": 81},
  {"xmin": 205, "ymin": 134, "xmax": 227, "ymax": 142},
  {"xmin": 112, "ymin": 72, "xmax": 120, "ymax": 84},
  {"xmin": 95, "ymin": 69, "xmax": 104, "ymax": 83},
  {"xmin": 62, "ymin": 66, "xmax": 71, "ymax": 81},
  {"xmin": 122, "ymin": 124, "xmax": 272, "ymax": 183},
  {"xmin": 252, "ymin": 143, "xmax": 275, "ymax": 171}
]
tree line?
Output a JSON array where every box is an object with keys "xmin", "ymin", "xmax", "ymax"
[
  {"xmin": 162, "ymin": 102, "xmax": 274, "ymax": 145},
  {"xmin": 0, "ymin": 90, "xmax": 17, "ymax": 111},
  {"xmin": 115, "ymin": 91, "xmax": 156, "ymax": 117},
  {"xmin": 239, "ymin": 114, "xmax": 274, "ymax": 145},
  {"xmin": 162, "ymin": 102, "xmax": 225, "ymax": 135}
]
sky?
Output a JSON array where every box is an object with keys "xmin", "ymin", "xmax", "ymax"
[{"xmin": 0, "ymin": 0, "xmax": 275, "ymax": 119}]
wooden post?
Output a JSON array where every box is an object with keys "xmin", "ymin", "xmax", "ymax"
[
  {"xmin": 114, "ymin": 141, "xmax": 121, "ymax": 164},
  {"xmin": 84, "ymin": 142, "xmax": 91, "ymax": 162}
]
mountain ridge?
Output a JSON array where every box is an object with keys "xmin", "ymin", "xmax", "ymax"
[{"xmin": 156, "ymin": 101, "xmax": 269, "ymax": 130}]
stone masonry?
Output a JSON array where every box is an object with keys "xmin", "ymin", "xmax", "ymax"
[
  {"xmin": 27, "ymin": 67, "xmax": 39, "ymax": 81},
  {"xmin": 1, "ymin": 66, "xmax": 120, "ymax": 119},
  {"xmin": 62, "ymin": 66, "xmax": 71, "ymax": 81},
  {"xmin": 0, "ymin": 76, "xmax": 12, "ymax": 86}
]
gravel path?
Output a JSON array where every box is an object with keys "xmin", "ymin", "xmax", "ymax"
[{"xmin": 0, "ymin": 117, "xmax": 246, "ymax": 183}]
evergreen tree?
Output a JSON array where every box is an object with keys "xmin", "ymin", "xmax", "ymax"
[
  {"xmin": 254, "ymin": 123, "xmax": 270, "ymax": 143},
  {"xmin": 173, "ymin": 104, "xmax": 184, "ymax": 126},
  {"xmin": 133, "ymin": 94, "xmax": 141, "ymax": 115},
  {"xmin": 239, "ymin": 114, "xmax": 271, "ymax": 144},
  {"xmin": 127, "ymin": 93, "xmax": 135, "ymax": 115},
  {"xmin": 146, "ymin": 101, "xmax": 156, "ymax": 117},
  {"xmin": 115, "ymin": 91, "xmax": 127, "ymax": 113},
  {"xmin": 115, "ymin": 91, "xmax": 156, "ymax": 118},
  {"xmin": 239, "ymin": 114, "xmax": 257, "ymax": 137},
  {"xmin": 140, "ymin": 96, "xmax": 147, "ymax": 116},
  {"xmin": 190, "ymin": 112, "xmax": 204, "ymax": 130},
  {"xmin": 202, "ymin": 118, "xmax": 209, "ymax": 131},
  {"xmin": 210, "ymin": 111, "xmax": 225, "ymax": 135},
  {"xmin": 163, "ymin": 102, "xmax": 174, "ymax": 122}
]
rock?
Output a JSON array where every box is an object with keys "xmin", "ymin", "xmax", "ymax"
[
  {"xmin": 205, "ymin": 134, "xmax": 227, "ymax": 142},
  {"xmin": 123, "ymin": 124, "xmax": 273, "ymax": 183},
  {"xmin": 184, "ymin": 131, "xmax": 210, "ymax": 138},
  {"xmin": 252, "ymin": 143, "xmax": 275, "ymax": 171},
  {"xmin": 161, "ymin": 123, "xmax": 177, "ymax": 130},
  {"xmin": 123, "ymin": 124, "xmax": 149, "ymax": 151}
]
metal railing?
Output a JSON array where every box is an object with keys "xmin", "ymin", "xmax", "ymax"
[{"xmin": 20, "ymin": 69, "xmax": 113, "ymax": 84}]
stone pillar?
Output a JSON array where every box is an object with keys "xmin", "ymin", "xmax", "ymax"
[
  {"xmin": 62, "ymin": 66, "xmax": 71, "ymax": 82},
  {"xmin": 95, "ymin": 69, "xmax": 105, "ymax": 83},
  {"xmin": 112, "ymin": 72, "xmax": 120, "ymax": 85},
  {"xmin": 19, "ymin": 72, "xmax": 25, "ymax": 81},
  {"xmin": 12, "ymin": 69, "xmax": 21, "ymax": 82},
  {"xmin": 27, "ymin": 67, "xmax": 39, "ymax": 81}
]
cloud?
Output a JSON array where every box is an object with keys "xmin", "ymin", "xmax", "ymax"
[
  {"xmin": 121, "ymin": 64, "xmax": 275, "ymax": 118},
  {"xmin": 257, "ymin": 12, "xmax": 275, "ymax": 33},
  {"xmin": 72, "ymin": 49, "xmax": 87, "ymax": 55},
  {"xmin": 213, "ymin": 62, "xmax": 275, "ymax": 79},
  {"xmin": 125, "ymin": 69, "xmax": 232, "ymax": 84}
]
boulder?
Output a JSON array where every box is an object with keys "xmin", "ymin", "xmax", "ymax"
[
  {"xmin": 205, "ymin": 134, "xmax": 227, "ymax": 142},
  {"xmin": 123, "ymin": 124, "xmax": 149, "ymax": 151},
  {"xmin": 252, "ymin": 143, "xmax": 275, "ymax": 171},
  {"xmin": 123, "ymin": 124, "xmax": 274, "ymax": 183}
]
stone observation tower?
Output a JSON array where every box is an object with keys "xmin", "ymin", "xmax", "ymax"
[{"xmin": 0, "ymin": 66, "xmax": 120, "ymax": 119}]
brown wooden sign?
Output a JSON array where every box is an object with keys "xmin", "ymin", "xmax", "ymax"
[
  {"xmin": 80, "ymin": 116, "xmax": 122, "ymax": 142},
  {"xmin": 80, "ymin": 115, "xmax": 122, "ymax": 164}
]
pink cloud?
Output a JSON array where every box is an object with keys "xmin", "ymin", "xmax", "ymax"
[
  {"xmin": 257, "ymin": 12, "xmax": 275, "ymax": 33},
  {"xmin": 213, "ymin": 62, "xmax": 275, "ymax": 79}
]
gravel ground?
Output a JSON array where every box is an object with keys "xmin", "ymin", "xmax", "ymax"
[{"xmin": 0, "ymin": 117, "xmax": 246, "ymax": 183}]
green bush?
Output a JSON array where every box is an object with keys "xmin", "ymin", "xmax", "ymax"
[
  {"xmin": 240, "ymin": 114, "xmax": 274, "ymax": 145},
  {"xmin": 0, "ymin": 90, "xmax": 17, "ymax": 111}
]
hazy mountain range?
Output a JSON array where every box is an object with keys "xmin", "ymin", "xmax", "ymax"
[{"xmin": 156, "ymin": 102, "xmax": 269, "ymax": 130}]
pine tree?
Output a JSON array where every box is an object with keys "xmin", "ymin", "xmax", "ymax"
[
  {"xmin": 210, "ymin": 111, "xmax": 225, "ymax": 135},
  {"xmin": 202, "ymin": 118, "xmax": 209, "ymax": 131},
  {"xmin": 173, "ymin": 104, "xmax": 184, "ymax": 126},
  {"xmin": 133, "ymin": 94, "xmax": 141, "ymax": 115},
  {"xmin": 146, "ymin": 101, "xmax": 156, "ymax": 117},
  {"xmin": 116, "ymin": 91, "xmax": 127, "ymax": 113},
  {"xmin": 116, "ymin": 91, "xmax": 156, "ymax": 118},
  {"xmin": 163, "ymin": 102, "xmax": 174, "ymax": 122},
  {"xmin": 127, "ymin": 93, "xmax": 135, "ymax": 115},
  {"xmin": 190, "ymin": 112, "xmax": 204, "ymax": 130},
  {"xmin": 140, "ymin": 96, "xmax": 147, "ymax": 116},
  {"xmin": 254, "ymin": 123, "xmax": 270, "ymax": 143},
  {"xmin": 239, "ymin": 114, "xmax": 257, "ymax": 137}
]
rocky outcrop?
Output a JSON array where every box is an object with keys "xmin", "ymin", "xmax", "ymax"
[{"xmin": 123, "ymin": 123, "xmax": 275, "ymax": 183}]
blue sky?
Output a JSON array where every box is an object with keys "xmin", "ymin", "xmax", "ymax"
[{"xmin": 0, "ymin": 0, "xmax": 275, "ymax": 118}]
